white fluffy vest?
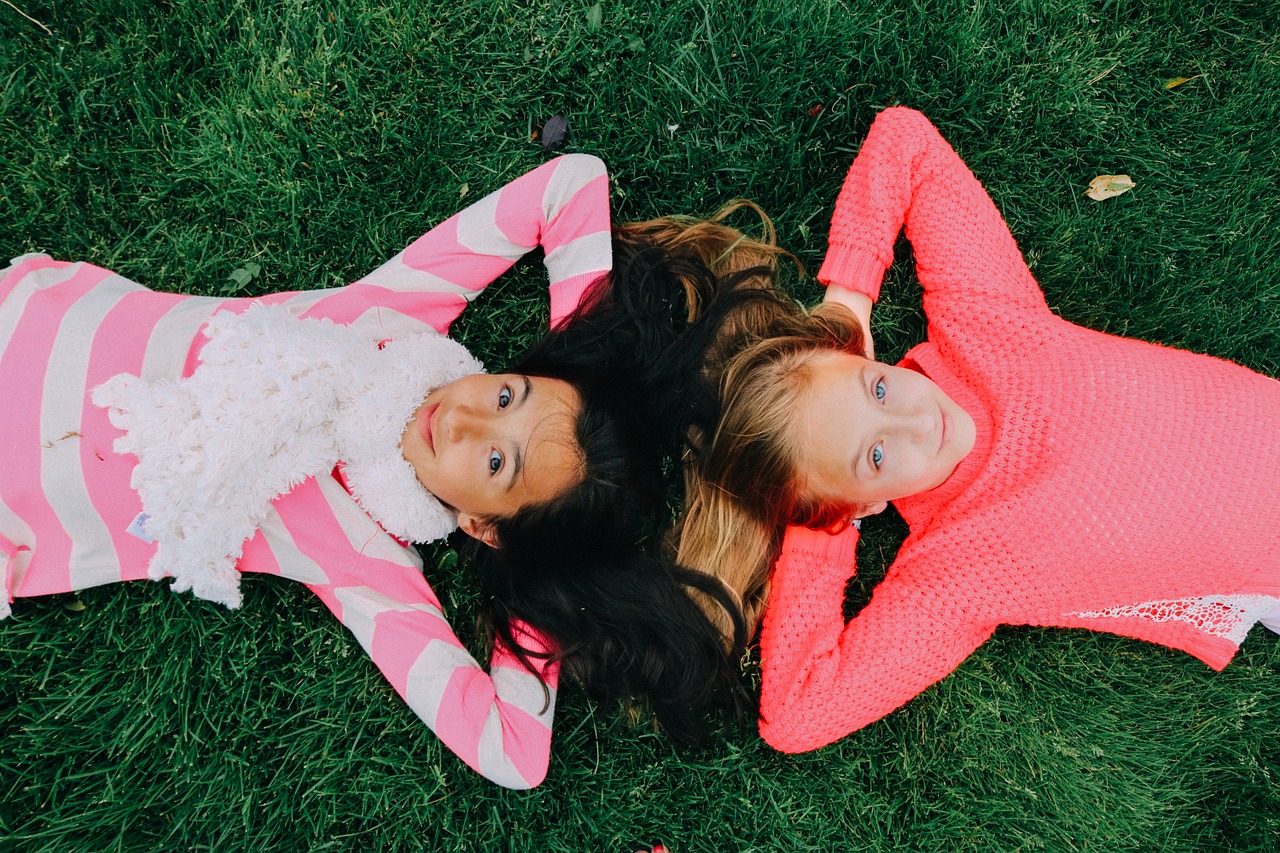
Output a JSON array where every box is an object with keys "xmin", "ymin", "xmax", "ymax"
[{"xmin": 93, "ymin": 303, "xmax": 482, "ymax": 608}]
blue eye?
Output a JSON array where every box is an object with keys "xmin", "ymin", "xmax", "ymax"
[
  {"xmin": 488, "ymin": 449, "xmax": 503, "ymax": 475},
  {"xmin": 874, "ymin": 378, "xmax": 886, "ymax": 402},
  {"xmin": 871, "ymin": 444, "xmax": 884, "ymax": 469},
  {"xmin": 498, "ymin": 387, "xmax": 512, "ymax": 409}
]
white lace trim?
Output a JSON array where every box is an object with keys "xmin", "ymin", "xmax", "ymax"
[{"xmin": 1072, "ymin": 595, "xmax": 1280, "ymax": 646}]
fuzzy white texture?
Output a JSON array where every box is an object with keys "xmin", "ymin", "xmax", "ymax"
[{"xmin": 92, "ymin": 304, "xmax": 482, "ymax": 609}]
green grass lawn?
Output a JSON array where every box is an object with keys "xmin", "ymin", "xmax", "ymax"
[{"xmin": 2, "ymin": 0, "xmax": 1278, "ymax": 850}]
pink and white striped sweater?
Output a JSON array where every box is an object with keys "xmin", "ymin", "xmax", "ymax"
[{"xmin": 0, "ymin": 153, "xmax": 612, "ymax": 788}]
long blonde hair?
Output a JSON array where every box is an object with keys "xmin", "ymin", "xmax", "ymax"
[
  {"xmin": 615, "ymin": 201, "xmax": 817, "ymax": 640},
  {"xmin": 614, "ymin": 202, "xmax": 871, "ymax": 644},
  {"xmin": 675, "ymin": 301, "xmax": 869, "ymax": 638},
  {"xmin": 619, "ymin": 201, "xmax": 797, "ymax": 365}
]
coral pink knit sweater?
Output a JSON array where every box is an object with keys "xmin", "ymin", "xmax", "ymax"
[{"xmin": 759, "ymin": 108, "xmax": 1280, "ymax": 753}]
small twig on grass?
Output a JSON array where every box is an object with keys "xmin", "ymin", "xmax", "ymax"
[
  {"xmin": 1088, "ymin": 62, "xmax": 1119, "ymax": 85},
  {"xmin": 2, "ymin": 0, "xmax": 52, "ymax": 35}
]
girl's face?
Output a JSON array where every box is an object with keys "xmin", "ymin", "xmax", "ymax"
[
  {"xmin": 400, "ymin": 373, "xmax": 583, "ymax": 543},
  {"xmin": 792, "ymin": 350, "xmax": 976, "ymax": 517}
]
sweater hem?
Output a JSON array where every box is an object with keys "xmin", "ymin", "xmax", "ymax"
[
  {"xmin": 816, "ymin": 246, "xmax": 888, "ymax": 301},
  {"xmin": 549, "ymin": 272, "xmax": 606, "ymax": 328},
  {"xmin": 778, "ymin": 525, "xmax": 860, "ymax": 568}
]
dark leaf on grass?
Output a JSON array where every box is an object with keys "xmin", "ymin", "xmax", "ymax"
[{"xmin": 540, "ymin": 114, "xmax": 568, "ymax": 151}]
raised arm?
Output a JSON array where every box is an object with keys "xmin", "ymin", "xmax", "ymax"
[
  {"xmin": 295, "ymin": 153, "xmax": 613, "ymax": 335},
  {"xmin": 816, "ymin": 108, "xmax": 1049, "ymax": 321},
  {"xmin": 241, "ymin": 475, "xmax": 558, "ymax": 789},
  {"xmin": 759, "ymin": 525, "xmax": 993, "ymax": 753}
]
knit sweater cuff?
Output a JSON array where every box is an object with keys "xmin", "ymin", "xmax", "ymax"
[
  {"xmin": 778, "ymin": 524, "xmax": 860, "ymax": 580},
  {"xmin": 816, "ymin": 244, "xmax": 887, "ymax": 302},
  {"xmin": 548, "ymin": 272, "xmax": 605, "ymax": 329}
]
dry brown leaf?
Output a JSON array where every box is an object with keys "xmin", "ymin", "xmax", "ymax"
[
  {"xmin": 1085, "ymin": 174, "xmax": 1136, "ymax": 201},
  {"xmin": 1164, "ymin": 75, "xmax": 1201, "ymax": 90}
]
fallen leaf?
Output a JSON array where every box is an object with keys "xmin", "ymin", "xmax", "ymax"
[
  {"xmin": 540, "ymin": 114, "xmax": 568, "ymax": 151},
  {"xmin": 586, "ymin": 2, "xmax": 603, "ymax": 31},
  {"xmin": 1085, "ymin": 174, "xmax": 1136, "ymax": 201},
  {"xmin": 1164, "ymin": 75, "xmax": 1200, "ymax": 90},
  {"xmin": 458, "ymin": 182, "xmax": 469, "ymax": 198},
  {"xmin": 807, "ymin": 104, "xmax": 825, "ymax": 117},
  {"xmin": 64, "ymin": 599, "xmax": 86, "ymax": 612},
  {"xmin": 226, "ymin": 261, "xmax": 262, "ymax": 291}
]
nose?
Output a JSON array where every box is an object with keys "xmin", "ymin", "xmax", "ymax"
[
  {"xmin": 885, "ymin": 402, "xmax": 933, "ymax": 445},
  {"xmin": 442, "ymin": 403, "xmax": 487, "ymax": 443}
]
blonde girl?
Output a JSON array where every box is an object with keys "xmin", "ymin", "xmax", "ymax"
[{"xmin": 680, "ymin": 108, "xmax": 1280, "ymax": 753}]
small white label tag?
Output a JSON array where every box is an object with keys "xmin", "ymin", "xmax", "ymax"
[{"xmin": 127, "ymin": 512, "xmax": 155, "ymax": 542}]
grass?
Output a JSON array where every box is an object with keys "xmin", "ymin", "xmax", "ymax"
[{"xmin": 2, "ymin": 0, "xmax": 1279, "ymax": 850}]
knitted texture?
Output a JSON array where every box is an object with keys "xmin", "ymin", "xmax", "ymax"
[{"xmin": 760, "ymin": 108, "xmax": 1280, "ymax": 753}]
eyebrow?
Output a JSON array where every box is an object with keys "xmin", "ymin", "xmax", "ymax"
[
  {"xmin": 854, "ymin": 365, "xmax": 874, "ymax": 477},
  {"xmin": 504, "ymin": 376, "xmax": 533, "ymax": 492}
]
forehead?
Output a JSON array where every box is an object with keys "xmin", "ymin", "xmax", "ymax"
[
  {"xmin": 506, "ymin": 374, "xmax": 583, "ymax": 503},
  {"xmin": 791, "ymin": 351, "xmax": 869, "ymax": 483},
  {"xmin": 801, "ymin": 348, "xmax": 870, "ymax": 377},
  {"xmin": 512, "ymin": 374, "xmax": 580, "ymax": 419},
  {"xmin": 794, "ymin": 350, "xmax": 871, "ymax": 420}
]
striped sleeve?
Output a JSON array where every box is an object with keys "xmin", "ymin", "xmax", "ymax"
[
  {"xmin": 1, "ymin": 152, "xmax": 610, "ymax": 784},
  {"xmin": 242, "ymin": 475, "xmax": 558, "ymax": 789},
  {"xmin": 296, "ymin": 153, "xmax": 613, "ymax": 337},
  {"xmin": 1, "ymin": 254, "xmax": 564, "ymax": 786}
]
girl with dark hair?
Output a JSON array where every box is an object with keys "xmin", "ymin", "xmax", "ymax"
[
  {"xmin": 680, "ymin": 108, "xmax": 1280, "ymax": 753},
  {"xmin": 0, "ymin": 154, "xmax": 758, "ymax": 786},
  {"xmin": 476, "ymin": 217, "xmax": 794, "ymax": 743}
]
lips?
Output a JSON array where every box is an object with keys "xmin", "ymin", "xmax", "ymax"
[{"xmin": 418, "ymin": 403, "xmax": 440, "ymax": 454}]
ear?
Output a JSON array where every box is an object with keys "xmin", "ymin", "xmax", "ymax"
[
  {"xmin": 852, "ymin": 500, "xmax": 888, "ymax": 520},
  {"xmin": 457, "ymin": 513, "xmax": 499, "ymax": 548}
]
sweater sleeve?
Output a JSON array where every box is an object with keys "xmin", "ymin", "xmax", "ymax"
[
  {"xmin": 241, "ymin": 475, "xmax": 557, "ymax": 789},
  {"xmin": 759, "ymin": 525, "xmax": 994, "ymax": 753},
  {"xmin": 297, "ymin": 153, "xmax": 613, "ymax": 335},
  {"xmin": 816, "ymin": 108, "xmax": 1048, "ymax": 319}
]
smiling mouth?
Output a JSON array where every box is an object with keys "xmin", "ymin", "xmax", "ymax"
[{"xmin": 938, "ymin": 406, "xmax": 949, "ymax": 455}]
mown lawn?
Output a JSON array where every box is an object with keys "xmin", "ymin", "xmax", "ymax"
[{"xmin": 2, "ymin": 1, "xmax": 1277, "ymax": 850}]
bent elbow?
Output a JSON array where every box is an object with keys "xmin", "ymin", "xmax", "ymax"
[
  {"xmin": 487, "ymin": 760, "xmax": 548, "ymax": 790},
  {"xmin": 759, "ymin": 723, "xmax": 828, "ymax": 754}
]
